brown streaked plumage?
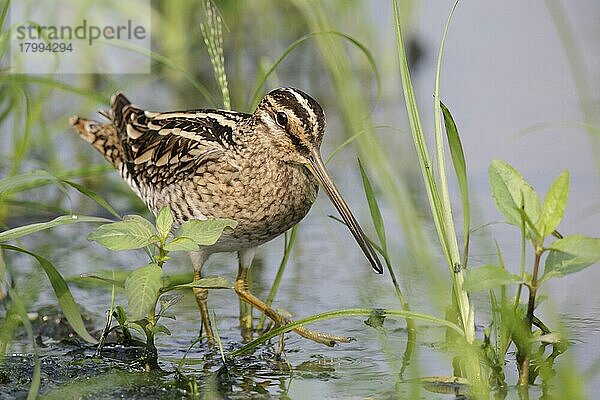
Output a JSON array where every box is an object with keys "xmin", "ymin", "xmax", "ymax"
[{"xmin": 71, "ymin": 87, "xmax": 382, "ymax": 346}]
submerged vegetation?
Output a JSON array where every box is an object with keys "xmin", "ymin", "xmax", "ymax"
[{"xmin": 1, "ymin": 0, "xmax": 599, "ymax": 398}]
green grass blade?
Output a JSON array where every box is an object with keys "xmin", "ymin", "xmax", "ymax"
[
  {"xmin": 60, "ymin": 180, "xmax": 121, "ymax": 219},
  {"xmin": 358, "ymin": 159, "xmax": 386, "ymax": 251},
  {"xmin": 257, "ymin": 225, "xmax": 298, "ymax": 331},
  {"xmin": 432, "ymin": 1, "xmax": 461, "ymax": 271},
  {"xmin": 0, "ymin": 75, "xmax": 107, "ymax": 103},
  {"xmin": 248, "ymin": 31, "xmax": 380, "ymax": 111},
  {"xmin": 0, "ymin": 167, "xmax": 113, "ymax": 195},
  {"xmin": 1, "ymin": 244, "xmax": 97, "ymax": 343},
  {"xmin": 393, "ymin": 0, "xmax": 473, "ymax": 339},
  {"xmin": 0, "ymin": 170, "xmax": 57, "ymax": 195},
  {"xmin": 441, "ymin": 101, "xmax": 470, "ymax": 265},
  {"xmin": 9, "ymin": 88, "xmax": 32, "ymax": 176},
  {"xmin": 0, "ymin": 245, "xmax": 42, "ymax": 399},
  {"xmin": 162, "ymin": 276, "xmax": 232, "ymax": 291},
  {"xmin": 26, "ymin": 357, "xmax": 41, "ymax": 400},
  {"xmin": 0, "ymin": 215, "xmax": 113, "ymax": 242},
  {"xmin": 229, "ymin": 308, "xmax": 463, "ymax": 357},
  {"xmin": 0, "ymin": 170, "xmax": 121, "ymax": 219},
  {"xmin": 393, "ymin": 0, "xmax": 447, "ymax": 260},
  {"xmin": 0, "ymin": 0, "xmax": 10, "ymax": 30}
]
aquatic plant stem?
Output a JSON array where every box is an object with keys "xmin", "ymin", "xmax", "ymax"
[
  {"xmin": 257, "ymin": 225, "xmax": 298, "ymax": 331},
  {"xmin": 393, "ymin": 0, "xmax": 473, "ymax": 340},
  {"xmin": 519, "ymin": 240, "xmax": 543, "ymax": 386},
  {"xmin": 229, "ymin": 308, "xmax": 463, "ymax": 358}
]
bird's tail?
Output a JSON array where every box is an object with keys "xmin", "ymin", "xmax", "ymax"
[{"xmin": 69, "ymin": 115, "xmax": 123, "ymax": 168}]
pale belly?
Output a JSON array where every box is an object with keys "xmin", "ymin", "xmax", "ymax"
[{"xmin": 145, "ymin": 161, "xmax": 319, "ymax": 254}]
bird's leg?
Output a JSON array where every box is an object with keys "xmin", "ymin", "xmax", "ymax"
[
  {"xmin": 237, "ymin": 248, "xmax": 256, "ymax": 342},
  {"xmin": 190, "ymin": 250, "xmax": 215, "ymax": 345},
  {"xmin": 235, "ymin": 249, "xmax": 353, "ymax": 347}
]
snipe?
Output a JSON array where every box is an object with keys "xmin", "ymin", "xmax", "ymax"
[{"xmin": 71, "ymin": 87, "xmax": 382, "ymax": 346}]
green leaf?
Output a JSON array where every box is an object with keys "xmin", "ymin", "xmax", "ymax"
[
  {"xmin": 358, "ymin": 159, "xmax": 386, "ymax": 252},
  {"xmin": 463, "ymin": 265, "xmax": 522, "ymax": 292},
  {"xmin": 0, "ymin": 244, "xmax": 97, "ymax": 343},
  {"xmin": 125, "ymin": 321, "xmax": 146, "ymax": 337},
  {"xmin": 163, "ymin": 236, "xmax": 199, "ymax": 252},
  {"xmin": 364, "ymin": 308, "xmax": 386, "ymax": 330},
  {"xmin": 162, "ymin": 276, "xmax": 232, "ymax": 292},
  {"xmin": 114, "ymin": 305, "xmax": 127, "ymax": 325},
  {"xmin": 542, "ymin": 235, "xmax": 600, "ymax": 281},
  {"xmin": 0, "ymin": 215, "xmax": 112, "ymax": 243},
  {"xmin": 441, "ymin": 101, "xmax": 470, "ymax": 245},
  {"xmin": 153, "ymin": 325, "xmax": 172, "ymax": 336},
  {"xmin": 88, "ymin": 215, "xmax": 158, "ymax": 251},
  {"xmin": 124, "ymin": 263, "xmax": 164, "ymax": 321},
  {"xmin": 489, "ymin": 160, "xmax": 542, "ymax": 230},
  {"xmin": 176, "ymin": 218, "xmax": 237, "ymax": 246},
  {"xmin": 538, "ymin": 171, "xmax": 569, "ymax": 238},
  {"xmin": 155, "ymin": 206, "xmax": 174, "ymax": 241}
]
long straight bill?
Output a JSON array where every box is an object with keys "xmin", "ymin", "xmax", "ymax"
[{"xmin": 307, "ymin": 148, "xmax": 383, "ymax": 274}]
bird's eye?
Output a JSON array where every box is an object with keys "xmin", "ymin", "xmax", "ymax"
[{"xmin": 276, "ymin": 111, "xmax": 288, "ymax": 127}]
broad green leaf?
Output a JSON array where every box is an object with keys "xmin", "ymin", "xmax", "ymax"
[
  {"xmin": 155, "ymin": 206, "xmax": 174, "ymax": 241},
  {"xmin": 358, "ymin": 159, "xmax": 386, "ymax": 251},
  {"xmin": 0, "ymin": 215, "xmax": 112, "ymax": 243},
  {"xmin": 153, "ymin": 324, "xmax": 171, "ymax": 336},
  {"xmin": 463, "ymin": 264, "xmax": 522, "ymax": 292},
  {"xmin": 163, "ymin": 236, "xmax": 199, "ymax": 252},
  {"xmin": 125, "ymin": 321, "xmax": 146, "ymax": 337},
  {"xmin": 163, "ymin": 276, "xmax": 232, "ymax": 292},
  {"xmin": 88, "ymin": 215, "xmax": 158, "ymax": 251},
  {"xmin": 441, "ymin": 101, "xmax": 470, "ymax": 245},
  {"xmin": 0, "ymin": 244, "xmax": 97, "ymax": 343},
  {"xmin": 542, "ymin": 235, "xmax": 600, "ymax": 281},
  {"xmin": 489, "ymin": 160, "xmax": 542, "ymax": 230},
  {"xmin": 176, "ymin": 218, "xmax": 237, "ymax": 246},
  {"xmin": 124, "ymin": 263, "xmax": 164, "ymax": 321},
  {"xmin": 538, "ymin": 171, "xmax": 569, "ymax": 238}
]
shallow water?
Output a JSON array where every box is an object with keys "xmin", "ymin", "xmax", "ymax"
[{"xmin": 2, "ymin": 0, "xmax": 600, "ymax": 398}]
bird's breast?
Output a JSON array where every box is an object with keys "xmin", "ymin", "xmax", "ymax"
[{"xmin": 152, "ymin": 156, "xmax": 318, "ymax": 252}]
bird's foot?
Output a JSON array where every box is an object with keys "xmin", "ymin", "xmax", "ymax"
[{"xmin": 234, "ymin": 279, "xmax": 354, "ymax": 347}]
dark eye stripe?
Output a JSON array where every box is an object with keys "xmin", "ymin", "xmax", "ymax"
[
  {"xmin": 288, "ymin": 129, "xmax": 310, "ymax": 155},
  {"xmin": 264, "ymin": 88, "xmax": 325, "ymax": 155},
  {"xmin": 271, "ymin": 90, "xmax": 311, "ymax": 131}
]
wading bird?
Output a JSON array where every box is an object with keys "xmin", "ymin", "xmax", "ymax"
[{"xmin": 71, "ymin": 87, "xmax": 382, "ymax": 346}]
